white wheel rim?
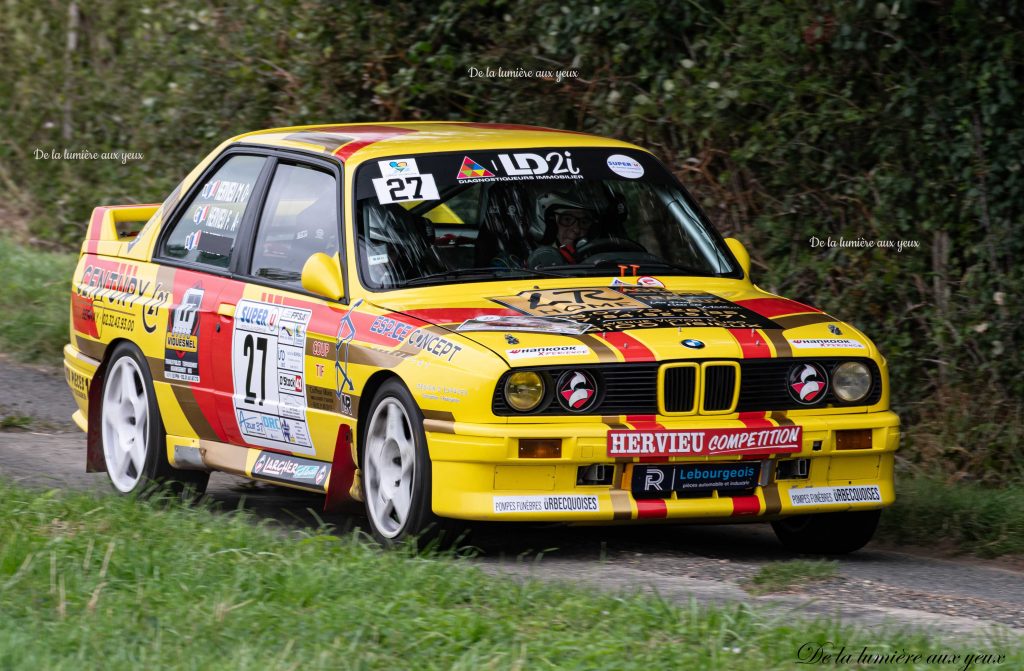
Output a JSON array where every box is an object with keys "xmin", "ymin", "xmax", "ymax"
[
  {"xmin": 364, "ymin": 398, "xmax": 416, "ymax": 539},
  {"xmin": 101, "ymin": 356, "xmax": 150, "ymax": 493}
]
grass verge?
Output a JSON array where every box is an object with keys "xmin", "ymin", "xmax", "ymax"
[
  {"xmin": 0, "ymin": 237, "xmax": 77, "ymax": 364},
  {"xmin": 2, "ymin": 480, "xmax": 1019, "ymax": 670},
  {"xmin": 881, "ymin": 475, "xmax": 1024, "ymax": 558},
  {"xmin": 743, "ymin": 560, "xmax": 839, "ymax": 596}
]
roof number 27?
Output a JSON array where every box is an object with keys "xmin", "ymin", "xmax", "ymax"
[{"xmin": 386, "ymin": 176, "xmax": 423, "ymax": 201}]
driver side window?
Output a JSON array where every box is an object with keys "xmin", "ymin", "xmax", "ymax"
[{"xmin": 250, "ymin": 164, "xmax": 340, "ymax": 287}]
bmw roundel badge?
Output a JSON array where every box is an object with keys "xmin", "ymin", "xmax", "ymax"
[{"xmin": 681, "ymin": 339, "xmax": 705, "ymax": 349}]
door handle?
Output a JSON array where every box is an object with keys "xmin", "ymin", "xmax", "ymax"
[{"xmin": 217, "ymin": 303, "xmax": 236, "ymax": 318}]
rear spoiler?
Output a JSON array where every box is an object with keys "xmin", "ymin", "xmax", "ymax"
[{"xmin": 81, "ymin": 204, "xmax": 161, "ymax": 257}]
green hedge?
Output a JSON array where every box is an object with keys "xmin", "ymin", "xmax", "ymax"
[{"xmin": 1, "ymin": 1, "xmax": 1020, "ymax": 481}]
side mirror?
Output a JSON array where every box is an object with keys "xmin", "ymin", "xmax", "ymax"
[
  {"xmin": 724, "ymin": 237, "xmax": 751, "ymax": 280},
  {"xmin": 301, "ymin": 252, "xmax": 345, "ymax": 301}
]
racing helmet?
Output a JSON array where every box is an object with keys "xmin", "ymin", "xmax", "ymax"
[{"xmin": 531, "ymin": 191, "xmax": 596, "ymax": 243}]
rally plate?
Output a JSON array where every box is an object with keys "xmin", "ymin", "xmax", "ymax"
[{"xmin": 631, "ymin": 462, "xmax": 761, "ymax": 499}]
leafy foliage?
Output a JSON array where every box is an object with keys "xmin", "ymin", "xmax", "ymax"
[{"xmin": 0, "ymin": 0, "xmax": 1020, "ymax": 481}]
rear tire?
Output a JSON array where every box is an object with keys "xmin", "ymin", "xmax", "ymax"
[
  {"xmin": 100, "ymin": 343, "xmax": 209, "ymax": 498},
  {"xmin": 771, "ymin": 509, "xmax": 881, "ymax": 555},
  {"xmin": 359, "ymin": 379, "xmax": 458, "ymax": 548}
]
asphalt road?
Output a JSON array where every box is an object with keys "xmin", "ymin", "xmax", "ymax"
[{"xmin": 2, "ymin": 355, "xmax": 1022, "ymax": 640}]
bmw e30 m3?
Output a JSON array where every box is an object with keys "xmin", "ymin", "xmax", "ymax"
[{"xmin": 64, "ymin": 122, "xmax": 899, "ymax": 552}]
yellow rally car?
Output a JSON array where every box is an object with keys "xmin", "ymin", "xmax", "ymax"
[{"xmin": 63, "ymin": 122, "xmax": 898, "ymax": 552}]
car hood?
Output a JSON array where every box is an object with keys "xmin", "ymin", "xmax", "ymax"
[{"xmin": 366, "ymin": 279, "xmax": 878, "ymax": 367}]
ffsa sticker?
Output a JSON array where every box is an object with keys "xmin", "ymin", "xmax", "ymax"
[{"xmin": 231, "ymin": 300, "xmax": 315, "ymax": 455}]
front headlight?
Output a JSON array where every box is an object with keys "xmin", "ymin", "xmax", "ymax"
[
  {"xmin": 504, "ymin": 371, "xmax": 546, "ymax": 412},
  {"xmin": 832, "ymin": 362, "xmax": 872, "ymax": 403}
]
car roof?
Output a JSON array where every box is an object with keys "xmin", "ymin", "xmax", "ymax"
[{"xmin": 230, "ymin": 122, "xmax": 643, "ymax": 164}]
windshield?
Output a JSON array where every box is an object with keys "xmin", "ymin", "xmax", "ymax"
[{"xmin": 354, "ymin": 148, "xmax": 737, "ymax": 289}]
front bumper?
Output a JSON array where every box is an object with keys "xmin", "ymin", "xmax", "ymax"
[{"xmin": 427, "ymin": 411, "xmax": 899, "ymax": 522}]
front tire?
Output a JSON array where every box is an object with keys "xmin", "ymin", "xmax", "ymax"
[
  {"xmin": 100, "ymin": 343, "xmax": 209, "ymax": 497},
  {"xmin": 771, "ymin": 509, "xmax": 881, "ymax": 555},
  {"xmin": 360, "ymin": 379, "xmax": 453, "ymax": 547}
]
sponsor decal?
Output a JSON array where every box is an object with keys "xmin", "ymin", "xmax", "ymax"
[
  {"xmin": 378, "ymin": 158, "xmax": 419, "ymax": 177},
  {"xmin": 309, "ymin": 338, "xmax": 333, "ymax": 359},
  {"xmin": 251, "ymin": 451, "xmax": 331, "ymax": 492},
  {"xmin": 455, "ymin": 151, "xmax": 583, "ymax": 184},
  {"xmin": 237, "ymin": 303, "xmax": 278, "ymax": 333},
  {"xmin": 505, "ymin": 334, "xmax": 519, "ymax": 345},
  {"xmin": 278, "ymin": 371, "xmax": 303, "ymax": 394},
  {"xmin": 334, "ymin": 298, "xmax": 363, "ymax": 396},
  {"xmin": 493, "ymin": 495, "xmax": 599, "ymax": 514},
  {"xmin": 76, "ymin": 261, "xmax": 169, "ymax": 335},
  {"xmin": 606, "ymin": 154, "xmax": 645, "ymax": 179},
  {"xmin": 65, "ymin": 367, "xmax": 90, "ymax": 400},
  {"xmin": 636, "ymin": 276, "xmax": 663, "ymax": 287},
  {"xmin": 416, "ymin": 382, "xmax": 467, "ymax": 404},
  {"xmin": 71, "ymin": 293, "xmax": 98, "ymax": 338},
  {"xmin": 369, "ymin": 316, "xmax": 415, "ymax": 342},
  {"xmin": 556, "ymin": 370, "xmax": 599, "ymax": 412},
  {"xmin": 237, "ymin": 411, "xmax": 266, "ymax": 436},
  {"xmin": 607, "ymin": 426, "xmax": 803, "ymax": 457},
  {"xmin": 279, "ymin": 394, "xmax": 305, "ymax": 420},
  {"xmin": 232, "ymin": 300, "xmax": 315, "ymax": 454},
  {"xmin": 788, "ymin": 338, "xmax": 866, "ymax": 349},
  {"xmin": 499, "ymin": 151, "xmax": 579, "ymax": 177},
  {"xmin": 456, "ymin": 314, "xmax": 591, "ymax": 335},
  {"xmin": 787, "ymin": 363, "xmax": 828, "ymax": 404},
  {"xmin": 277, "ymin": 345, "xmax": 303, "ymax": 371},
  {"xmin": 493, "ymin": 287, "xmax": 778, "ymax": 332},
  {"xmin": 505, "ymin": 345, "xmax": 590, "ymax": 360},
  {"xmin": 368, "ymin": 253, "xmax": 389, "ymax": 266},
  {"xmin": 456, "ymin": 156, "xmax": 495, "ymax": 180},
  {"xmin": 307, "ymin": 385, "xmax": 337, "ymax": 412},
  {"xmin": 164, "ymin": 286, "xmax": 204, "ymax": 383},
  {"xmin": 788, "ymin": 485, "xmax": 882, "ymax": 507},
  {"xmin": 100, "ymin": 312, "xmax": 134, "ymax": 331},
  {"xmin": 828, "ymin": 324, "xmax": 843, "ymax": 335},
  {"xmin": 632, "ymin": 463, "xmax": 760, "ymax": 498},
  {"xmin": 406, "ymin": 329, "xmax": 463, "ymax": 362}
]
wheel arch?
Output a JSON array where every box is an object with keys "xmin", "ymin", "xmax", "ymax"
[
  {"xmin": 355, "ymin": 370, "xmax": 404, "ymax": 459},
  {"xmin": 85, "ymin": 338, "xmax": 161, "ymax": 472}
]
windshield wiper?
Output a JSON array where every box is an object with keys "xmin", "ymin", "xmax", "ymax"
[{"xmin": 400, "ymin": 266, "xmax": 571, "ymax": 287}]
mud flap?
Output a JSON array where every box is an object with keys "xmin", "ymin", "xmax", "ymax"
[
  {"xmin": 85, "ymin": 360, "xmax": 107, "ymax": 473},
  {"xmin": 323, "ymin": 423, "xmax": 356, "ymax": 512}
]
